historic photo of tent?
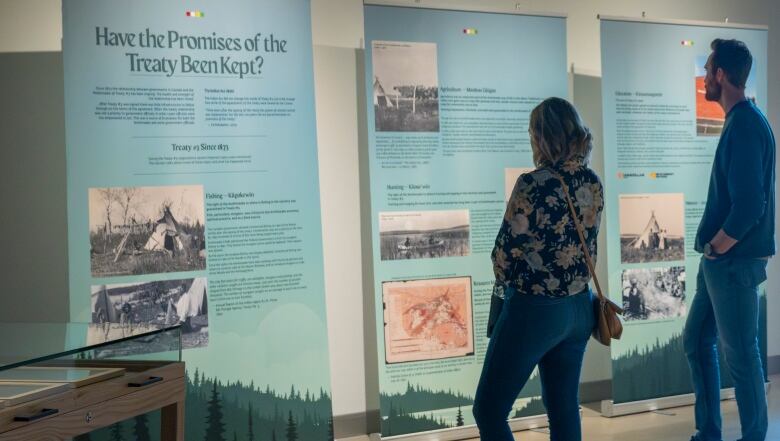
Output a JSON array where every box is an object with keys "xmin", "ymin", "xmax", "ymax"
[
  {"xmin": 622, "ymin": 267, "xmax": 686, "ymax": 322},
  {"xmin": 379, "ymin": 210, "xmax": 469, "ymax": 261},
  {"xmin": 695, "ymin": 55, "xmax": 757, "ymax": 136},
  {"xmin": 372, "ymin": 40, "xmax": 439, "ymax": 132},
  {"xmin": 504, "ymin": 167, "xmax": 535, "ymax": 201},
  {"xmin": 383, "ymin": 276, "xmax": 474, "ymax": 364},
  {"xmin": 619, "ymin": 193, "xmax": 685, "ymax": 264},
  {"xmin": 88, "ymin": 278, "xmax": 208, "ymax": 350},
  {"xmin": 88, "ymin": 185, "xmax": 206, "ymax": 277}
]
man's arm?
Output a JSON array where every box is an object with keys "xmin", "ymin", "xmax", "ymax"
[{"xmin": 708, "ymin": 228, "xmax": 739, "ymax": 256}]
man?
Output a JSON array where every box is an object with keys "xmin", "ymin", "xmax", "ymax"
[
  {"xmin": 684, "ymin": 39, "xmax": 775, "ymax": 441},
  {"xmin": 625, "ymin": 278, "xmax": 646, "ymax": 320},
  {"xmin": 119, "ymin": 297, "xmax": 133, "ymax": 336}
]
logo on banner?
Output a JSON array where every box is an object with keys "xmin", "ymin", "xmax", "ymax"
[
  {"xmin": 463, "ymin": 28, "xmax": 478, "ymax": 35},
  {"xmin": 185, "ymin": 10, "xmax": 205, "ymax": 18},
  {"xmin": 681, "ymin": 40, "xmax": 695, "ymax": 46},
  {"xmin": 617, "ymin": 172, "xmax": 645, "ymax": 180}
]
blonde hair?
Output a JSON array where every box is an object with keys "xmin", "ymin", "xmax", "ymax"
[{"xmin": 529, "ymin": 97, "xmax": 593, "ymax": 167}]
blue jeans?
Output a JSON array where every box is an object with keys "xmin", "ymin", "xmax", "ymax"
[
  {"xmin": 684, "ymin": 257, "xmax": 768, "ymax": 441},
  {"xmin": 473, "ymin": 288, "xmax": 594, "ymax": 441}
]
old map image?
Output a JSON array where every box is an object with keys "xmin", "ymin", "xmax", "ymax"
[{"xmin": 383, "ymin": 276, "xmax": 473, "ymax": 364}]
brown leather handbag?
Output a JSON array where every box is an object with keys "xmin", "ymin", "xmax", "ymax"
[{"xmin": 554, "ymin": 173, "xmax": 624, "ymax": 346}]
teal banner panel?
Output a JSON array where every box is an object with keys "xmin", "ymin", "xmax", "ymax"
[
  {"xmin": 364, "ymin": 5, "xmax": 568, "ymax": 437},
  {"xmin": 600, "ymin": 17, "xmax": 768, "ymax": 404},
  {"xmin": 64, "ymin": 1, "xmax": 334, "ymax": 439}
]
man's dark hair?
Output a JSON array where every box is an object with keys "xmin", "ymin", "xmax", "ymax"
[{"xmin": 710, "ymin": 38, "xmax": 753, "ymax": 88}]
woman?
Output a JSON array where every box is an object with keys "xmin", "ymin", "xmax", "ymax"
[{"xmin": 473, "ymin": 97, "xmax": 603, "ymax": 441}]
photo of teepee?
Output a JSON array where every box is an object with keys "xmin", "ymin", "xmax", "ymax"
[
  {"xmin": 88, "ymin": 185, "xmax": 206, "ymax": 277},
  {"xmin": 619, "ymin": 193, "xmax": 685, "ymax": 263}
]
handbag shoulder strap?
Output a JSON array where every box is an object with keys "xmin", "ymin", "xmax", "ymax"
[{"xmin": 551, "ymin": 171, "xmax": 606, "ymax": 303}]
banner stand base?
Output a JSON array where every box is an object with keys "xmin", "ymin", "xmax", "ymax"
[
  {"xmin": 369, "ymin": 413, "xmax": 550, "ymax": 441},
  {"xmin": 600, "ymin": 381, "xmax": 772, "ymax": 418}
]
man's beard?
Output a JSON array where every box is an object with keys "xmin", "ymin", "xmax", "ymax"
[{"xmin": 705, "ymin": 82, "xmax": 722, "ymax": 102}]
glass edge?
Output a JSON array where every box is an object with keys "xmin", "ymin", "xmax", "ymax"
[{"xmin": 0, "ymin": 325, "xmax": 182, "ymax": 371}]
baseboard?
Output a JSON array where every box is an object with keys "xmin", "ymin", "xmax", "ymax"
[
  {"xmin": 334, "ymin": 412, "xmax": 548, "ymax": 440},
  {"xmin": 334, "ymin": 367, "xmax": 776, "ymax": 440},
  {"xmin": 373, "ymin": 414, "xmax": 548, "ymax": 441},
  {"xmin": 334, "ymin": 380, "xmax": 607, "ymax": 440},
  {"xmin": 337, "ymin": 436, "xmax": 370, "ymax": 441},
  {"xmin": 579, "ymin": 379, "xmax": 612, "ymax": 403},
  {"xmin": 600, "ymin": 382, "xmax": 772, "ymax": 418},
  {"xmin": 769, "ymin": 355, "xmax": 780, "ymax": 375},
  {"xmin": 335, "ymin": 409, "xmax": 379, "ymax": 440}
]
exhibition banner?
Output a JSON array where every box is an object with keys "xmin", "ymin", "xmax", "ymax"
[
  {"xmin": 600, "ymin": 17, "xmax": 768, "ymax": 405},
  {"xmin": 64, "ymin": 1, "xmax": 334, "ymax": 439},
  {"xmin": 364, "ymin": 5, "xmax": 567, "ymax": 437}
]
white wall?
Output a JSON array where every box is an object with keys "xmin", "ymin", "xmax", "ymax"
[
  {"xmin": 313, "ymin": 43, "xmax": 367, "ymax": 419},
  {"xmin": 0, "ymin": 51, "xmax": 68, "ymax": 323},
  {"xmin": 0, "ymin": 0, "xmax": 61, "ymax": 52},
  {"xmin": 1, "ymin": 0, "xmax": 778, "ymax": 419}
]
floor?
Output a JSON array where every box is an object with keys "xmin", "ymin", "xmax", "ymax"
[{"xmin": 465, "ymin": 374, "xmax": 780, "ymax": 441}]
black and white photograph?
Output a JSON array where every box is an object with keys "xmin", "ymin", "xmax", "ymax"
[
  {"xmin": 379, "ymin": 210, "xmax": 469, "ymax": 261},
  {"xmin": 619, "ymin": 193, "xmax": 685, "ymax": 264},
  {"xmin": 88, "ymin": 185, "xmax": 206, "ymax": 277},
  {"xmin": 89, "ymin": 278, "xmax": 209, "ymax": 349},
  {"xmin": 622, "ymin": 267, "xmax": 686, "ymax": 322},
  {"xmin": 372, "ymin": 40, "xmax": 439, "ymax": 132}
]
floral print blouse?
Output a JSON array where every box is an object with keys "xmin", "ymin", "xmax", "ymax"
[{"xmin": 492, "ymin": 159, "xmax": 604, "ymax": 299}]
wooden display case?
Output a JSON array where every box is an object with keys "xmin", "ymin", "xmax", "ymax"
[
  {"xmin": 0, "ymin": 322, "xmax": 183, "ymax": 440},
  {"xmin": 0, "ymin": 360, "xmax": 184, "ymax": 441}
]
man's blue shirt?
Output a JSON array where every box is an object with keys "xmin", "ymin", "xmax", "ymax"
[{"xmin": 695, "ymin": 99, "xmax": 776, "ymax": 257}]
